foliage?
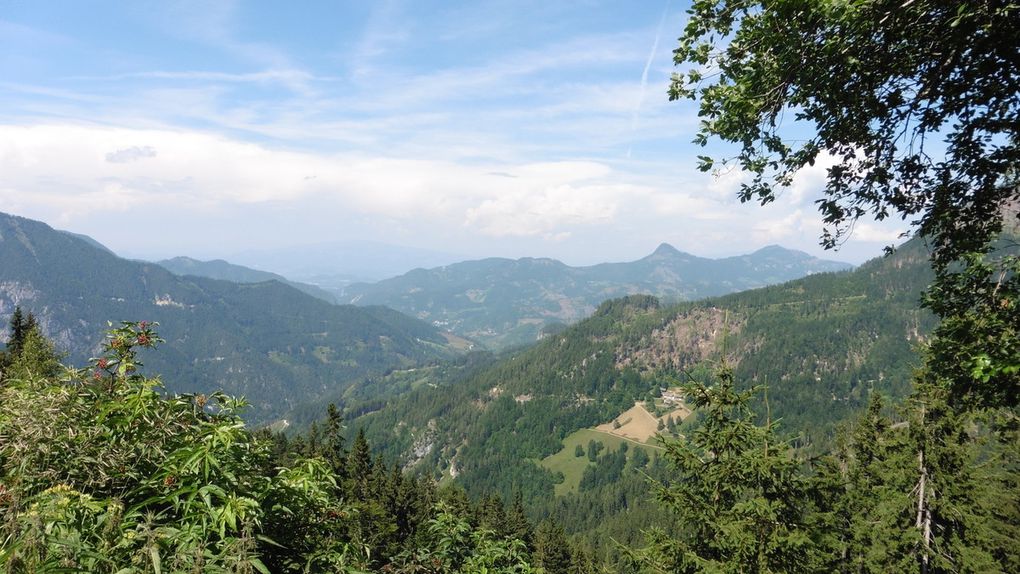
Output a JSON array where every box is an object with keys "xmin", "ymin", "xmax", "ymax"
[
  {"xmin": 671, "ymin": 0, "xmax": 1019, "ymax": 263},
  {"xmin": 389, "ymin": 503, "xmax": 534, "ymax": 574},
  {"xmin": 633, "ymin": 367, "xmax": 820, "ymax": 573},
  {"xmin": 0, "ymin": 322, "xmax": 536, "ymax": 572},
  {"xmin": 532, "ymin": 519, "xmax": 571, "ymax": 574},
  {"xmin": 925, "ymin": 251, "xmax": 1020, "ymax": 409},
  {"xmin": 1, "ymin": 322, "xmax": 332, "ymax": 572},
  {"xmin": 0, "ymin": 307, "xmax": 61, "ymax": 383},
  {"xmin": 667, "ymin": 6, "xmax": 1020, "ymax": 569},
  {"xmin": 671, "ymin": 0, "xmax": 1020, "ymax": 411},
  {"xmin": 815, "ymin": 386, "xmax": 1020, "ymax": 573}
]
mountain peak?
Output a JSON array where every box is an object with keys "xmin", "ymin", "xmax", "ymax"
[
  {"xmin": 651, "ymin": 242, "xmax": 680, "ymax": 256},
  {"xmin": 752, "ymin": 244, "xmax": 796, "ymax": 256}
]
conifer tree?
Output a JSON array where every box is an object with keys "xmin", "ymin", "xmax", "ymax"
[
  {"xmin": 305, "ymin": 420, "xmax": 321, "ymax": 457},
  {"xmin": 6, "ymin": 324, "xmax": 61, "ymax": 381},
  {"xmin": 506, "ymin": 490, "xmax": 534, "ymax": 550},
  {"xmin": 479, "ymin": 493, "xmax": 509, "ymax": 537},
  {"xmin": 6, "ymin": 306, "xmax": 26, "ymax": 357},
  {"xmin": 533, "ymin": 519, "xmax": 571, "ymax": 574},
  {"xmin": 324, "ymin": 402, "xmax": 346, "ymax": 475},
  {"xmin": 635, "ymin": 367, "xmax": 820, "ymax": 573},
  {"xmin": 568, "ymin": 542, "xmax": 600, "ymax": 574},
  {"xmin": 348, "ymin": 428, "xmax": 374, "ymax": 488},
  {"xmin": 817, "ymin": 381, "xmax": 1020, "ymax": 573}
]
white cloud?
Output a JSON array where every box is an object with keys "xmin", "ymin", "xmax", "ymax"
[
  {"xmin": 752, "ymin": 209, "xmax": 801, "ymax": 242},
  {"xmin": 0, "ymin": 123, "xmax": 633, "ymax": 236},
  {"xmin": 849, "ymin": 222, "xmax": 907, "ymax": 243},
  {"xmin": 787, "ymin": 152, "xmax": 839, "ymax": 204},
  {"xmin": 464, "ymin": 183, "xmax": 622, "ymax": 237},
  {"xmin": 0, "ymin": 122, "xmax": 906, "ymax": 264},
  {"xmin": 705, "ymin": 165, "xmax": 750, "ymax": 200},
  {"xmin": 105, "ymin": 146, "xmax": 157, "ymax": 163}
]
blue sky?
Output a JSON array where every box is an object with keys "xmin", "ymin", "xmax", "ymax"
[{"xmin": 0, "ymin": 0, "xmax": 905, "ymax": 267}]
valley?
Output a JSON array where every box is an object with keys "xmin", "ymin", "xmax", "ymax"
[
  {"xmin": 2, "ymin": 211, "xmax": 1016, "ymax": 571},
  {"xmin": 0, "ymin": 213, "xmax": 460, "ymax": 423},
  {"xmin": 3, "ymin": 2, "xmax": 1018, "ymax": 571},
  {"xmin": 338, "ymin": 243, "xmax": 852, "ymax": 349}
]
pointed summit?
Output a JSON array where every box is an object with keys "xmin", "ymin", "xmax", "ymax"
[
  {"xmin": 651, "ymin": 242, "xmax": 681, "ymax": 257},
  {"xmin": 751, "ymin": 244, "xmax": 795, "ymax": 256}
]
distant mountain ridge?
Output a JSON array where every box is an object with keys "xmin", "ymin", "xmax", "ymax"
[
  {"xmin": 156, "ymin": 256, "xmax": 337, "ymax": 303},
  {"xmin": 340, "ymin": 243, "xmax": 853, "ymax": 348},
  {"xmin": 340, "ymin": 236, "xmax": 935, "ymax": 527},
  {"xmin": 230, "ymin": 240, "xmax": 464, "ymax": 287},
  {"xmin": 0, "ymin": 212, "xmax": 460, "ymax": 423}
]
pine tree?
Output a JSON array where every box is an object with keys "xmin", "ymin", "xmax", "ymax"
[
  {"xmin": 305, "ymin": 421, "xmax": 321, "ymax": 457},
  {"xmin": 636, "ymin": 366, "xmax": 821, "ymax": 573},
  {"xmin": 533, "ymin": 519, "xmax": 571, "ymax": 574},
  {"xmin": 568, "ymin": 542, "xmax": 599, "ymax": 574},
  {"xmin": 6, "ymin": 325, "xmax": 61, "ymax": 381},
  {"xmin": 819, "ymin": 381, "xmax": 1020, "ymax": 573},
  {"xmin": 506, "ymin": 490, "xmax": 533, "ymax": 550},
  {"xmin": 347, "ymin": 428, "xmax": 374, "ymax": 488},
  {"xmin": 897, "ymin": 379, "xmax": 1017, "ymax": 573},
  {"xmin": 5, "ymin": 306, "xmax": 27, "ymax": 358},
  {"xmin": 324, "ymin": 403, "xmax": 346, "ymax": 476},
  {"xmin": 629, "ymin": 447, "xmax": 649, "ymax": 470},
  {"xmin": 478, "ymin": 493, "xmax": 508, "ymax": 537}
]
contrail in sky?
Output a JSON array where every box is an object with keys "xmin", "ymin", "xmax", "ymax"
[{"xmin": 627, "ymin": 0, "xmax": 671, "ymax": 159}]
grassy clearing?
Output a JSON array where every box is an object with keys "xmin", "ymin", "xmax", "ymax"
[
  {"xmin": 540, "ymin": 428, "xmax": 663, "ymax": 496},
  {"xmin": 595, "ymin": 403, "xmax": 659, "ymax": 441}
]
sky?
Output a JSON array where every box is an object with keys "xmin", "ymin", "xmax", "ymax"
[{"xmin": 0, "ymin": 0, "xmax": 908, "ymax": 268}]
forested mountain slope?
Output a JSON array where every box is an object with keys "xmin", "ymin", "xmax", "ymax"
[
  {"xmin": 341, "ymin": 243, "xmax": 851, "ymax": 348},
  {"xmin": 340, "ymin": 238, "xmax": 934, "ymax": 512},
  {"xmin": 156, "ymin": 255, "xmax": 337, "ymax": 303},
  {"xmin": 0, "ymin": 212, "xmax": 459, "ymax": 422}
]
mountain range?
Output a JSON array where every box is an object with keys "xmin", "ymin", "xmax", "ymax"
[
  {"xmin": 0, "ymin": 212, "xmax": 462, "ymax": 423},
  {"xmin": 332, "ymin": 236, "xmax": 934, "ymax": 510},
  {"xmin": 228, "ymin": 240, "xmax": 464, "ymax": 287},
  {"xmin": 156, "ymin": 256, "xmax": 337, "ymax": 303},
  {"xmin": 0, "ymin": 209, "xmax": 944, "ymax": 557},
  {"xmin": 340, "ymin": 243, "xmax": 853, "ymax": 348}
]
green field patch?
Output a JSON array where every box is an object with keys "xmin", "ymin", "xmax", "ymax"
[{"xmin": 540, "ymin": 428, "xmax": 663, "ymax": 496}]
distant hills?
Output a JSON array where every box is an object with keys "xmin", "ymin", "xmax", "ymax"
[
  {"xmin": 156, "ymin": 256, "xmax": 337, "ymax": 303},
  {"xmin": 0, "ymin": 212, "xmax": 461, "ymax": 423},
  {"xmin": 229, "ymin": 240, "xmax": 464, "ymax": 288},
  {"xmin": 340, "ymin": 243, "xmax": 853, "ymax": 348},
  {"xmin": 340, "ymin": 236, "xmax": 934, "ymax": 522}
]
